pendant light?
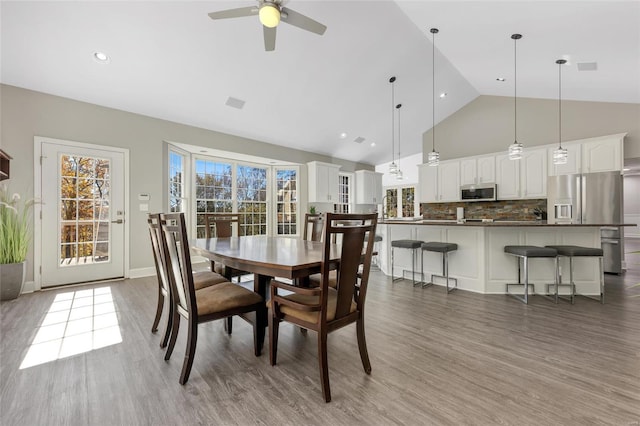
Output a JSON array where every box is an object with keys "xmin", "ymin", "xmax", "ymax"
[
  {"xmin": 396, "ymin": 103, "xmax": 404, "ymax": 180},
  {"xmin": 427, "ymin": 27, "xmax": 440, "ymax": 166},
  {"xmin": 508, "ymin": 33, "xmax": 523, "ymax": 160},
  {"xmin": 388, "ymin": 76, "xmax": 399, "ymax": 175},
  {"xmin": 553, "ymin": 59, "xmax": 568, "ymax": 165}
]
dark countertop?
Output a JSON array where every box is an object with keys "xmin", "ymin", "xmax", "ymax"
[{"xmin": 379, "ymin": 219, "xmax": 637, "ymax": 227}]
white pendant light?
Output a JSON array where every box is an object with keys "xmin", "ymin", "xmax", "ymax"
[
  {"xmin": 388, "ymin": 76, "xmax": 399, "ymax": 175},
  {"xmin": 508, "ymin": 34, "xmax": 523, "ymax": 160},
  {"xmin": 428, "ymin": 27, "xmax": 440, "ymax": 166},
  {"xmin": 396, "ymin": 103, "xmax": 404, "ymax": 180},
  {"xmin": 553, "ymin": 59, "xmax": 568, "ymax": 165}
]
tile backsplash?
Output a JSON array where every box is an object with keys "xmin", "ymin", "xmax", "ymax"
[{"xmin": 421, "ymin": 199, "xmax": 547, "ymax": 221}]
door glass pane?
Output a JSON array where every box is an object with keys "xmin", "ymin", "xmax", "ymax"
[
  {"xmin": 276, "ymin": 169, "xmax": 297, "ymax": 235},
  {"xmin": 194, "ymin": 159, "xmax": 232, "ymax": 237},
  {"xmin": 59, "ymin": 155, "xmax": 111, "ymax": 266},
  {"xmin": 237, "ymin": 165, "xmax": 267, "ymax": 236}
]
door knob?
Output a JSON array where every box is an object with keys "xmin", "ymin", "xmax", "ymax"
[{"xmin": 111, "ymin": 219, "xmax": 124, "ymax": 224}]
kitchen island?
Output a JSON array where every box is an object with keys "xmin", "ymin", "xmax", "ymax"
[{"xmin": 376, "ymin": 220, "xmax": 635, "ymax": 295}]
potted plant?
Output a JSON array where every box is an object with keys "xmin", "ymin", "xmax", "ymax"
[{"xmin": 0, "ymin": 183, "xmax": 36, "ymax": 301}]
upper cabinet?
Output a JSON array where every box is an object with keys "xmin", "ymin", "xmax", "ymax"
[
  {"xmin": 0, "ymin": 150, "xmax": 10, "ymax": 181},
  {"xmin": 418, "ymin": 160, "xmax": 460, "ymax": 203},
  {"xmin": 520, "ymin": 148, "xmax": 547, "ymax": 198},
  {"xmin": 581, "ymin": 134, "xmax": 624, "ymax": 173},
  {"xmin": 460, "ymin": 156, "xmax": 495, "ymax": 185},
  {"xmin": 548, "ymin": 134, "xmax": 625, "ymax": 176},
  {"xmin": 355, "ymin": 170, "xmax": 383, "ymax": 204},
  {"xmin": 307, "ymin": 161, "xmax": 341, "ymax": 203},
  {"xmin": 496, "ymin": 148, "xmax": 547, "ymax": 199},
  {"xmin": 548, "ymin": 143, "xmax": 581, "ymax": 176}
]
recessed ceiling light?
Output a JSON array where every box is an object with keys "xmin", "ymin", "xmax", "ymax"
[
  {"xmin": 93, "ymin": 51, "xmax": 110, "ymax": 63},
  {"xmin": 370, "ymin": 142, "xmax": 376, "ymax": 147},
  {"xmin": 496, "ymin": 77, "xmax": 505, "ymax": 82},
  {"xmin": 623, "ymin": 168, "xmax": 630, "ymax": 171},
  {"xmin": 439, "ymin": 92, "xmax": 447, "ymax": 98},
  {"xmin": 340, "ymin": 132, "xmax": 348, "ymax": 139}
]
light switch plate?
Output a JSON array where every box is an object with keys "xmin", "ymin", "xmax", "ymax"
[{"xmin": 139, "ymin": 203, "xmax": 149, "ymax": 212}]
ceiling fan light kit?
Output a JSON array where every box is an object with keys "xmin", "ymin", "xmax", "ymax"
[
  {"xmin": 428, "ymin": 27, "xmax": 440, "ymax": 167},
  {"xmin": 553, "ymin": 59, "xmax": 569, "ymax": 165},
  {"xmin": 259, "ymin": 3, "xmax": 280, "ymax": 28},
  {"xmin": 208, "ymin": 0, "xmax": 326, "ymax": 52},
  {"xmin": 508, "ymin": 33, "xmax": 524, "ymax": 160}
]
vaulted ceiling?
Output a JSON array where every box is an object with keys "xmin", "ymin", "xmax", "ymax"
[{"xmin": 2, "ymin": 1, "xmax": 639, "ymax": 166}]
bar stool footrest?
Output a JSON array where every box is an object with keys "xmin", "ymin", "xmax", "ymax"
[
  {"xmin": 506, "ymin": 283, "xmax": 536, "ymax": 304},
  {"xmin": 431, "ymin": 274, "xmax": 457, "ymax": 292}
]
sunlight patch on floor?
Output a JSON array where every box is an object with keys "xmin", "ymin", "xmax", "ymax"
[{"xmin": 19, "ymin": 286, "xmax": 122, "ymax": 369}]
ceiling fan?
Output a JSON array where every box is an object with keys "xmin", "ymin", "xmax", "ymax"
[{"xmin": 208, "ymin": 0, "xmax": 327, "ymax": 51}]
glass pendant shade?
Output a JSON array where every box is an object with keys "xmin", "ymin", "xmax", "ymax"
[
  {"xmin": 427, "ymin": 150, "xmax": 440, "ymax": 166},
  {"xmin": 552, "ymin": 147, "xmax": 568, "ymax": 165},
  {"xmin": 389, "ymin": 162, "xmax": 399, "ymax": 175},
  {"xmin": 508, "ymin": 141, "xmax": 523, "ymax": 160},
  {"xmin": 395, "ymin": 169, "xmax": 404, "ymax": 180}
]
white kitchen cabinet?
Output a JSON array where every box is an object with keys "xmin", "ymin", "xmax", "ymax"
[
  {"xmin": 548, "ymin": 143, "xmax": 581, "ymax": 176},
  {"xmin": 495, "ymin": 154, "xmax": 520, "ymax": 199},
  {"xmin": 419, "ymin": 163, "xmax": 438, "ymax": 203},
  {"xmin": 418, "ymin": 160, "xmax": 460, "ymax": 203},
  {"xmin": 460, "ymin": 156, "xmax": 495, "ymax": 185},
  {"xmin": 355, "ymin": 170, "xmax": 383, "ymax": 204},
  {"xmin": 581, "ymin": 135, "xmax": 624, "ymax": 173},
  {"xmin": 520, "ymin": 148, "xmax": 547, "ymax": 198},
  {"xmin": 307, "ymin": 161, "xmax": 341, "ymax": 203}
]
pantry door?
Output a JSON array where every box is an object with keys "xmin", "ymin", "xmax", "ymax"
[{"xmin": 39, "ymin": 140, "xmax": 126, "ymax": 287}]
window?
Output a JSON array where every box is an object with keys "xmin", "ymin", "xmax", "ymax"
[
  {"xmin": 385, "ymin": 185, "xmax": 418, "ymax": 218},
  {"xmin": 275, "ymin": 168, "xmax": 298, "ymax": 235},
  {"xmin": 237, "ymin": 164, "xmax": 268, "ymax": 236},
  {"xmin": 334, "ymin": 173, "xmax": 351, "ymax": 213},
  {"xmin": 169, "ymin": 151, "xmax": 186, "ymax": 213},
  {"xmin": 194, "ymin": 159, "xmax": 233, "ymax": 238}
]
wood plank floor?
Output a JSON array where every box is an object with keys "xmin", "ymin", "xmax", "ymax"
[{"xmin": 2, "ymin": 256, "xmax": 640, "ymax": 425}]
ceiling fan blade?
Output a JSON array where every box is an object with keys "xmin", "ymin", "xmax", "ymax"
[
  {"xmin": 208, "ymin": 6, "xmax": 258, "ymax": 20},
  {"xmin": 280, "ymin": 7, "xmax": 326, "ymax": 35},
  {"xmin": 263, "ymin": 26, "xmax": 276, "ymax": 51}
]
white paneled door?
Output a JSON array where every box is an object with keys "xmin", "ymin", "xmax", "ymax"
[{"xmin": 40, "ymin": 141, "xmax": 125, "ymax": 287}]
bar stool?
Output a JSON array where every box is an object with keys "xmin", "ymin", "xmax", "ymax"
[
  {"xmin": 421, "ymin": 242, "xmax": 458, "ymax": 292},
  {"xmin": 372, "ymin": 234, "xmax": 383, "ymax": 268},
  {"xmin": 544, "ymin": 245, "xmax": 605, "ymax": 304},
  {"xmin": 504, "ymin": 245, "xmax": 558, "ymax": 304},
  {"xmin": 391, "ymin": 239, "xmax": 423, "ymax": 285}
]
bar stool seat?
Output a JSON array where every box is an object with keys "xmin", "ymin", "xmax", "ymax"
[
  {"xmin": 504, "ymin": 245, "xmax": 558, "ymax": 304},
  {"xmin": 545, "ymin": 245, "xmax": 605, "ymax": 304},
  {"xmin": 421, "ymin": 242, "xmax": 458, "ymax": 292},
  {"xmin": 391, "ymin": 239, "xmax": 423, "ymax": 285}
]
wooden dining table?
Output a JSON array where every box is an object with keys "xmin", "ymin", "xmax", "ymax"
[{"xmin": 191, "ymin": 235, "xmax": 340, "ymax": 354}]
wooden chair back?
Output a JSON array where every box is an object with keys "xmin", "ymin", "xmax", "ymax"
[
  {"xmin": 322, "ymin": 213, "xmax": 377, "ymax": 321},
  {"xmin": 160, "ymin": 213, "xmax": 196, "ymax": 320},
  {"xmin": 303, "ymin": 213, "xmax": 324, "ymax": 242},
  {"xmin": 204, "ymin": 213, "xmax": 240, "ymax": 238},
  {"xmin": 147, "ymin": 213, "xmax": 171, "ymax": 297}
]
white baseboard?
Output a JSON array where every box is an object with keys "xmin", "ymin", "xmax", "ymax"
[
  {"xmin": 20, "ymin": 281, "xmax": 36, "ymax": 294},
  {"xmin": 129, "ymin": 267, "xmax": 156, "ymax": 279}
]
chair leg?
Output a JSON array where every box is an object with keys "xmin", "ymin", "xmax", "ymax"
[
  {"xmin": 151, "ymin": 291, "xmax": 164, "ymax": 333},
  {"xmin": 599, "ymin": 257, "xmax": 605, "ymax": 304},
  {"xmin": 179, "ymin": 320, "xmax": 198, "ymax": 385},
  {"xmin": 356, "ymin": 316, "xmax": 371, "ymax": 374},
  {"xmin": 253, "ymin": 306, "xmax": 266, "ymax": 357},
  {"xmin": 160, "ymin": 296, "xmax": 174, "ymax": 349},
  {"xmin": 317, "ymin": 330, "xmax": 331, "ymax": 403},
  {"xmin": 224, "ymin": 316, "xmax": 233, "ymax": 335},
  {"xmin": 269, "ymin": 310, "xmax": 279, "ymax": 366},
  {"xmin": 164, "ymin": 310, "xmax": 180, "ymax": 361}
]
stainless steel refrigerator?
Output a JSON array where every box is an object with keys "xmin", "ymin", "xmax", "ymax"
[{"xmin": 547, "ymin": 171, "xmax": 623, "ymax": 274}]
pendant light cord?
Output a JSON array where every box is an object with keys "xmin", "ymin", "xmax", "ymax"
[
  {"xmin": 558, "ymin": 61, "xmax": 562, "ymax": 149},
  {"xmin": 390, "ymin": 76, "xmax": 396, "ymax": 164},
  {"xmin": 397, "ymin": 104, "xmax": 402, "ymax": 162},
  {"xmin": 513, "ymin": 36, "xmax": 517, "ymax": 143},
  {"xmin": 432, "ymin": 29, "xmax": 436, "ymax": 153}
]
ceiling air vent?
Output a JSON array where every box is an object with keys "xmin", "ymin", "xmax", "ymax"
[
  {"xmin": 577, "ymin": 62, "xmax": 598, "ymax": 71},
  {"xmin": 353, "ymin": 136, "xmax": 366, "ymax": 144},
  {"xmin": 225, "ymin": 97, "xmax": 246, "ymax": 109}
]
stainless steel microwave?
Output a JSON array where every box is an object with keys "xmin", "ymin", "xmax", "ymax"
[{"xmin": 460, "ymin": 183, "xmax": 497, "ymax": 202}]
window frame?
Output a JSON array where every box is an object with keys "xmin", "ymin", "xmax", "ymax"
[
  {"xmin": 384, "ymin": 184, "xmax": 419, "ymax": 218},
  {"xmin": 274, "ymin": 165, "xmax": 300, "ymax": 237},
  {"xmin": 334, "ymin": 172, "xmax": 353, "ymax": 214}
]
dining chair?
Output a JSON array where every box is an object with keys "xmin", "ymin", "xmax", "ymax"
[
  {"xmin": 160, "ymin": 213, "xmax": 265, "ymax": 384},
  {"xmin": 268, "ymin": 212, "xmax": 377, "ymax": 402},
  {"xmin": 303, "ymin": 213, "xmax": 324, "ymax": 242},
  {"xmin": 147, "ymin": 213, "xmax": 228, "ymax": 348},
  {"xmin": 203, "ymin": 213, "xmax": 247, "ymax": 281}
]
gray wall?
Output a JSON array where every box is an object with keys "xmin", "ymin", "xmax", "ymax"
[
  {"xmin": 423, "ymin": 95, "xmax": 640, "ymax": 162},
  {"xmin": 0, "ymin": 84, "xmax": 373, "ymax": 281}
]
